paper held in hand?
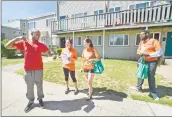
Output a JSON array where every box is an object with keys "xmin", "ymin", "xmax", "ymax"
[{"xmin": 61, "ymin": 54, "xmax": 70, "ymax": 64}]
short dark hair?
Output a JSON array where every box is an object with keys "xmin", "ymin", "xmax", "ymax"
[
  {"xmin": 31, "ymin": 29, "xmax": 40, "ymax": 35},
  {"xmin": 85, "ymin": 38, "xmax": 94, "ymax": 47}
]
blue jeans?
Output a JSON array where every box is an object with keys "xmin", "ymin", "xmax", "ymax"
[{"xmin": 137, "ymin": 59, "xmax": 158, "ymax": 93}]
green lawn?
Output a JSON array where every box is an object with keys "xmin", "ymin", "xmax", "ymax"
[
  {"xmin": 2, "ymin": 57, "xmax": 24, "ymax": 67},
  {"xmin": 1, "ymin": 56, "xmax": 49, "ymax": 67},
  {"xmin": 16, "ymin": 58, "xmax": 172, "ymax": 107}
]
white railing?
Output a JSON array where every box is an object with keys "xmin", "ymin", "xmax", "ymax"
[{"xmin": 52, "ymin": 4, "xmax": 172, "ymax": 32}]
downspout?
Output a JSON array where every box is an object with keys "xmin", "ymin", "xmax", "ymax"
[
  {"xmin": 56, "ymin": 1, "xmax": 60, "ymax": 48},
  {"xmin": 73, "ymin": 31, "xmax": 75, "ymax": 48},
  {"xmin": 103, "ymin": 29, "xmax": 105, "ymax": 60}
]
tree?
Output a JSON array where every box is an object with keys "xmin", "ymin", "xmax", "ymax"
[{"xmin": 1, "ymin": 39, "xmax": 16, "ymax": 58}]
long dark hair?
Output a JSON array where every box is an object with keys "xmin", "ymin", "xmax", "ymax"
[
  {"xmin": 66, "ymin": 38, "xmax": 73, "ymax": 45},
  {"xmin": 85, "ymin": 38, "xmax": 94, "ymax": 47}
]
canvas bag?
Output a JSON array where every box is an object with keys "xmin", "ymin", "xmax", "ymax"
[{"xmin": 92, "ymin": 48, "xmax": 104, "ymax": 74}]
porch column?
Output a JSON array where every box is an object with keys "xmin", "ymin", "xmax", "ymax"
[
  {"xmin": 73, "ymin": 31, "xmax": 75, "ymax": 47},
  {"xmin": 56, "ymin": 1, "xmax": 60, "ymax": 21},
  {"xmin": 103, "ymin": 29, "xmax": 105, "ymax": 59}
]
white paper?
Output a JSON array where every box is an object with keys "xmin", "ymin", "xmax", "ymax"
[
  {"xmin": 61, "ymin": 52, "xmax": 70, "ymax": 64},
  {"xmin": 61, "ymin": 54, "xmax": 70, "ymax": 64}
]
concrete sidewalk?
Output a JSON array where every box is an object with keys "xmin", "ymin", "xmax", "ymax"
[
  {"xmin": 2, "ymin": 63, "xmax": 172, "ymax": 116},
  {"xmin": 157, "ymin": 65, "xmax": 172, "ymax": 81}
]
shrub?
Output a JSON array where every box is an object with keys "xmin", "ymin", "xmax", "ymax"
[
  {"xmin": 56, "ymin": 48, "xmax": 63, "ymax": 56},
  {"xmin": 1, "ymin": 39, "xmax": 16, "ymax": 58}
]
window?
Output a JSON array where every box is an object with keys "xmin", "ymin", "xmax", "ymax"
[
  {"xmin": 98, "ymin": 36, "xmax": 102, "ymax": 45},
  {"xmin": 71, "ymin": 14, "xmax": 75, "ymax": 18},
  {"xmin": 168, "ymin": 0, "xmax": 172, "ymax": 4},
  {"xmin": 109, "ymin": 34, "xmax": 129, "ymax": 46},
  {"xmin": 90, "ymin": 36, "xmax": 102, "ymax": 46},
  {"xmin": 115, "ymin": 7, "xmax": 120, "ymax": 12},
  {"xmin": 46, "ymin": 18, "xmax": 55, "ymax": 27},
  {"xmin": 94, "ymin": 10, "xmax": 104, "ymax": 20},
  {"xmin": 94, "ymin": 11, "xmax": 98, "ymax": 15},
  {"xmin": 154, "ymin": 33, "xmax": 160, "ymax": 40},
  {"xmin": 109, "ymin": 7, "xmax": 121, "ymax": 12},
  {"xmin": 83, "ymin": 12, "xmax": 87, "ymax": 21},
  {"xmin": 129, "ymin": 5, "xmax": 135, "ymax": 9},
  {"xmin": 135, "ymin": 32, "xmax": 161, "ymax": 46},
  {"xmin": 150, "ymin": 1, "xmax": 157, "ymax": 7},
  {"xmin": 150, "ymin": 32, "xmax": 161, "ymax": 41},
  {"xmin": 23, "ymin": 23, "xmax": 26, "ymax": 28},
  {"xmin": 72, "ymin": 12, "xmax": 87, "ymax": 24},
  {"xmin": 84, "ymin": 12, "xmax": 87, "ymax": 16},
  {"xmin": 75, "ymin": 13, "xmax": 85, "ymax": 18},
  {"xmin": 99, "ymin": 10, "xmax": 103, "ymax": 14},
  {"xmin": 130, "ymin": 2, "xmax": 150, "ymax": 9},
  {"xmin": 75, "ymin": 37, "xmax": 82, "ymax": 46},
  {"xmin": 136, "ymin": 2, "xmax": 149, "ymax": 9},
  {"xmin": 109, "ymin": 35, "xmax": 114, "ymax": 46},
  {"xmin": 135, "ymin": 34, "xmax": 141, "ymax": 46},
  {"xmin": 109, "ymin": 8, "xmax": 114, "ymax": 13},
  {"xmin": 28, "ymin": 22, "xmax": 36, "ymax": 29},
  {"xmin": 1, "ymin": 33, "xmax": 5, "ymax": 39},
  {"xmin": 124, "ymin": 35, "xmax": 129, "ymax": 45},
  {"xmin": 71, "ymin": 14, "xmax": 75, "ymax": 24}
]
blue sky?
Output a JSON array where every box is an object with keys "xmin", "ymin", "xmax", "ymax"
[{"xmin": 2, "ymin": 1, "xmax": 57, "ymax": 24}]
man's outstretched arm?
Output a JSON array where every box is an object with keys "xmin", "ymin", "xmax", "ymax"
[{"xmin": 5, "ymin": 36, "xmax": 25, "ymax": 49}]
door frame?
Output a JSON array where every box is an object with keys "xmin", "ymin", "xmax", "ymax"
[{"xmin": 164, "ymin": 32, "xmax": 172, "ymax": 59}]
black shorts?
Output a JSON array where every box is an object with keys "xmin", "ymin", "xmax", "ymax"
[{"xmin": 84, "ymin": 69, "xmax": 94, "ymax": 73}]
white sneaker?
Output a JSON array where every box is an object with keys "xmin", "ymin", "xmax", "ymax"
[{"xmin": 150, "ymin": 93, "xmax": 159, "ymax": 101}]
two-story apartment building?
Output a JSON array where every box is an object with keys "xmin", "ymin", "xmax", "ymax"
[
  {"xmin": 52, "ymin": 0, "xmax": 172, "ymax": 60},
  {"xmin": 2, "ymin": 13, "xmax": 59, "ymax": 51},
  {"xmin": 26, "ymin": 12, "xmax": 58, "ymax": 49},
  {"xmin": 3, "ymin": 19, "xmax": 28, "ymax": 37},
  {"xmin": 1, "ymin": 26, "xmax": 22, "ymax": 40}
]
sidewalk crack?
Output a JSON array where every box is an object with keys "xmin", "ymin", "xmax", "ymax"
[
  {"xmin": 147, "ymin": 102, "xmax": 156, "ymax": 116},
  {"xmin": 2, "ymin": 99, "xmax": 22, "ymax": 110}
]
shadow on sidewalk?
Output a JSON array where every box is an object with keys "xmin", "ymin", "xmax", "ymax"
[
  {"xmin": 142, "ymin": 85, "xmax": 172, "ymax": 98},
  {"xmin": 35, "ymin": 98, "xmax": 95, "ymax": 113},
  {"xmin": 80, "ymin": 87, "xmax": 128, "ymax": 102},
  {"xmin": 31, "ymin": 87, "xmax": 127, "ymax": 113}
]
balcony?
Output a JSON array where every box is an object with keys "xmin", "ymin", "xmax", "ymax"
[{"xmin": 52, "ymin": 4, "xmax": 172, "ymax": 33}]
